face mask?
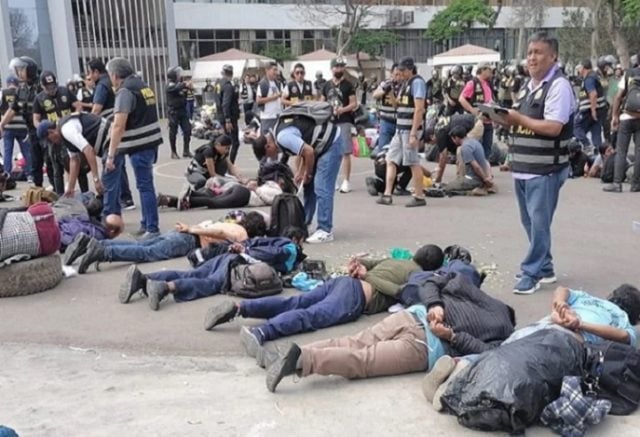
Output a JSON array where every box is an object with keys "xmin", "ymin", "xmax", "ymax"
[{"xmin": 334, "ymin": 71, "xmax": 344, "ymax": 79}]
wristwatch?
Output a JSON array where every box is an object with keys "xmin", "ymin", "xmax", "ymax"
[{"xmin": 93, "ymin": 176, "xmax": 100, "ymax": 183}]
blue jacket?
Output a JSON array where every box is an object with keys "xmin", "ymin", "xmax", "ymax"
[
  {"xmin": 399, "ymin": 260, "xmax": 481, "ymax": 305},
  {"xmin": 244, "ymin": 237, "xmax": 301, "ymax": 274}
]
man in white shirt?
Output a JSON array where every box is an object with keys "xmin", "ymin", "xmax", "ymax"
[
  {"xmin": 36, "ymin": 115, "xmax": 107, "ymax": 198},
  {"xmin": 256, "ymin": 61, "xmax": 283, "ymax": 135}
]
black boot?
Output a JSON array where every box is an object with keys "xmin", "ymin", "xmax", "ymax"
[
  {"xmin": 266, "ymin": 343, "xmax": 302, "ymax": 393},
  {"xmin": 147, "ymin": 280, "xmax": 170, "ymax": 311},
  {"xmin": 119, "ymin": 265, "xmax": 148, "ymax": 304},
  {"xmin": 77, "ymin": 238, "xmax": 105, "ymax": 274},
  {"xmin": 63, "ymin": 233, "xmax": 91, "ymax": 266},
  {"xmin": 203, "ymin": 300, "xmax": 239, "ymax": 330}
]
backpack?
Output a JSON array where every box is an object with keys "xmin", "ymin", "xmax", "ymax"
[
  {"xmin": 258, "ymin": 160, "xmax": 296, "ymax": 194},
  {"xmin": 228, "ymin": 262, "xmax": 283, "ymax": 298},
  {"xmin": 623, "ymin": 69, "xmax": 640, "ymax": 113},
  {"xmin": 268, "ymin": 193, "xmax": 307, "ymax": 238},
  {"xmin": 583, "ymin": 341, "xmax": 640, "ymax": 415},
  {"xmin": 278, "ymin": 101, "xmax": 332, "ymax": 126}
]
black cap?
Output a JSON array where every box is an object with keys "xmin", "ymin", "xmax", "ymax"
[
  {"xmin": 222, "ymin": 64, "xmax": 233, "ymax": 75},
  {"xmin": 331, "ymin": 57, "xmax": 347, "ymax": 68},
  {"xmin": 398, "ymin": 56, "xmax": 415, "ymax": 71}
]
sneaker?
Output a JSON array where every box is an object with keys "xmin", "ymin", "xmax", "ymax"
[
  {"xmin": 513, "ymin": 275, "xmax": 541, "ymax": 295},
  {"xmin": 177, "ymin": 184, "xmax": 192, "ymax": 211},
  {"xmin": 240, "ymin": 326, "xmax": 263, "ymax": 358},
  {"xmin": 405, "ymin": 197, "xmax": 427, "ymax": 208},
  {"xmin": 306, "ymin": 229, "xmax": 334, "ymax": 244},
  {"xmin": 603, "ymin": 183, "xmax": 622, "ymax": 193},
  {"xmin": 203, "ymin": 301, "xmax": 239, "ymax": 331},
  {"xmin": 131, "ymin": 227, "xmax": 146, "ymax": 238},
  {"xmin": 266, "ymin": 342, "xmax": 302, "ymax": 393},
  {"xmin": 121, "ymin": 199, "xmax": 136, "ymax": 211},
  {"xmin": 339, "ymin": 180, "xmax": 351, "ymax": 193},
  {"xmin": 433, "ymin": 359, "xmax": 469, "ymax": 411},
  {"xmin": 77, "ymin": 238, "xmax": 105, "ymax": 274},
  {"xmin": 376, "ymin": 194, "xmax": 392, "ymax": 205},
  {"xmin": 182, "ymin": 151, "xmax": 194, "ymax": 158},
  {"xmin": 514, "ymin": 271, "xmax": 557, "ymax": 284},
  {"xmin": 470, "ymin": 187, "xmax": 488, "ymax": 196},
  {"xmin": 259, "ymin": 343, "xmax": 286, "ymax": 369},
  {"xmin": 63, "ymin": 233, "xmax": 91, "ymax": 266},
  {"xmin": 393, "ymin": 187, "xmax": 411, "ymax": 196},
  {"xmin": 365, "ymin": 177, "xmax": 379, "ymax": 196},
  {"xmin": 119, "ymin": 265, "xmax": 147, "ymax": 304},
  {"xmin": 171, "ymin": 152, "xmax": 180, "ymax": 160},
  {"xmin": 137, "ymin": 231, "xmax": 160, "ymax": 242},
  {"xmin": 147, "ymin": 280, "xmax": 169, "ymax": 311},
  {"xmin": 421, "ymin": 355, "xmax": 456, "ymax": 403}
]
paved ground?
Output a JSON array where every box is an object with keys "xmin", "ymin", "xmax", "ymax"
[{"xmin": 0, "ymin": 131, "xmax": 639, "ymax": 436}]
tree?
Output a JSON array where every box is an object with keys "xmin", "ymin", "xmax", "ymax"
[
  {"xmin": 508, "ymin": 0, "xmax": 548, "ymax": 61},
  {"xmin": 425, "ymin": 0, "xmax": 495, "ymax": 42},
  {"xmin": 260, "ymin": 44, "xmax": 295, "ymax": 65},
  {"xmin": 10, "ymin": 9, "xmax": 33, "ymax": 52},
  {"xmin": 348, "ymin": 30, "xmax": 398, "ymax": 58},
  {"xmin": 296, "ymin": 0, "xmax": 377, "ymax": 56}
]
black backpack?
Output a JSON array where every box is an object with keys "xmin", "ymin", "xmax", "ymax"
[
  {"xmin": 258, "ymin": 161, "xmax": 296, "ymax": 194},
  {"xmin": 228, "ymin": 262, "xmax": 283, "ymax": 298},
  {"xmin": 583, "ymin": 340, "xmax": 640, "ymax": 415},
  {"xmin": 269, "ymin": 193, "xmax": 307, "ymax": 238},
  {"xmin": 623, "ymin": 69, "xmax": 640, "ymax": 113}
]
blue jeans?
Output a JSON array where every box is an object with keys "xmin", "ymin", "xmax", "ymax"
[
  {"xmin": 514, "ymin": 166, "xmax": 569, "ymax": 280},
  {"xmin": 303, "ymin": 131, "xmax": 343, "ymax": 232},
  {"xmin": 102, "ymin": 231, "xmax": 197, "ymax": 263},
  {"xmin": 120, "ymin": 160, "xmax": 133, "ymax": 203},
  {"xmin": 130, "ymin": 148, "xmax": 159, "ymax": 233},
  {"xmin": 102, "ymin": 153, "xmax": 126, "ymax": 216},
  {"xmin": 481, "ymin": 123, "xmax": 494, "ymax": 161},
  {"xmin": 241, "ymin": 276, "xmax": 365, "ymax": 342},
  {"xmin": 574, "ymin": 111, "xmax": 604, "ymax": 151},
  {"xmin": 2, "ymin": 130, "xmax": 30, "ymax": 175},
  {"xmin": 376, "ymin": 119, "xmax": 396, "ymax": 154}
]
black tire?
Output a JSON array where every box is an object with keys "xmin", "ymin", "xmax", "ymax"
[{"xmin": 0, "ymin": 254, "xmax": 63, "ymax": 298}]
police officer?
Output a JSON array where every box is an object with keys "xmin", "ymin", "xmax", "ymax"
[
  {"xmin": 281, "ymin": 63, "xmax": 314, "ymax": 108},
  {"xmin": 216, "ymin": 64, "xmax": 240, "ymax": 163},
  {"xmin": 185, "ymin": 78, "xmax": 196, "ymax": 120},
  {"xmin": 166, "ymin": 66, "xmax": 193, "ymax": 159},
  {"xmin": 239, "ymin": 73, "xmax": 257, "ymax": 125},
  {"xmin": 0, "ymin": 57, "xmax": 40, "ymax": 185},
  {"xmin": 105, "ymin": 57, "xmax": 162, "ymax": 239},
  {"xmin": 76, "ymin": 79, "xmax": 94, "ymax": 112},
  {"xmin": 372, "ymin": 63, "xmax": 401, "ymax": 152},
  {"xmin": 313, "ymin": 71, "xmax": 326, "ymax": 99},
  {"xmin": 426, "ymin": 68, "xmax": 443, "ymax": 105},
  {"xmin": 0, "ymin": 75, "xmax": 31, "ymax": 176},
  {"xmin": 443, "ymin": 65, "xmax": 465, "ymax": 116},
  {"xmin": 33, "ymin": 70, "xmax": 80, "ymax": 194},
  {"xmin": 495, "ymin": 32, "xmax": 575, "ymax": 294},
  {"xmin": 574, "ymin": 59, "xmax": 608, "ymax": 155},
  {"xmin": 86, "ymin": 57, "xmax": 135, "ymax": 210}
]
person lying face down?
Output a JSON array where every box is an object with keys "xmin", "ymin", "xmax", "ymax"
[{"xmin": 68, "ymin": 211, "xmax": 266, "ymax": 274}]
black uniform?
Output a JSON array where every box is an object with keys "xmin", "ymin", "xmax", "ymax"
[
  {"xmin": 216, "ymin": 78, "xmax": 240, "ymax": 163},
  {"xmin": 443, "ymin": 76, "xmax": 465, "ymax": 116},
  {"xmin": 240, "ymin": 81, "xmax": 257, "ymax": 125},
  {"xmin": 8, "ymin": 82, "xmax": 40, "ymax": 184},
  {"xmin": 186, "ymin": 142, "xmax": 229, "ymax": 189},
  {"xmin": 166, "ymin": 79, "xmax": 192, "ymax": 157},
  {"xmin": 33, "ymin": 86, "xmax": 77, "ymax": 193}
]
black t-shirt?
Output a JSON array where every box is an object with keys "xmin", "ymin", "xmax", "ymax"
[
  {"xmin": 436, "ymin": 113, "xmax": 477, "ymax": 154},
  {"xmin": 193, "ymin": 143, "xmax": 228, "ymax": 177},
  {"xmin": 322, "ymin": 79, "xmax": 355, "ymax": 124}
]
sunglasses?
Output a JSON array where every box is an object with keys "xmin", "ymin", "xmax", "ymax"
[{"xmin": 294, "ymin": 70, "xmax": 305, "ymax": 75}]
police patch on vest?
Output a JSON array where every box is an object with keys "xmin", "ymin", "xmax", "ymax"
[
  {"xmin": 43, "ymin": 100, "xmax": 54, "ymax": 110},
  {"xmin": 291, "ymin": 86, "xmax": 298, "ymax": 93},
  {"xmin": 534, "ymin": 89, "xmax": 544, "ymax": 100},
  {"xmin": 140, "ymin": 88, "xmax": 156, "ymax": 105},
  {"xmin": 61, "ymin": 96, "xmax": 68, "ymax": 103}
]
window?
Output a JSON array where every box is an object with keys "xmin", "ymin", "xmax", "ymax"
[
  {"xmin": 255, "ymin": 30, "xmax": 267, "ymax": 40},
  {"xmin": 198, "ymin": 41, "xmax": 215, "ymax": 57},
  {"xmin": 198, "ymin": 29, "xmax": 214, "ymax": 39},
  {"xmin": 215, "ymin": 30, "xmax": 234, "ymax": 39}
]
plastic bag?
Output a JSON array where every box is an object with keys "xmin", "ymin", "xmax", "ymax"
[
  {"xmin": 441, "ymin": 329, "xmax": 584, "ymax": 434},
  {"xmin": 389, "ymin": 247, "xmax": 412, "ymax": 260}
]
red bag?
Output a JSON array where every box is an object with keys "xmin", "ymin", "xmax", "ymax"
[{"xmin": 28, "ymin": 202, "xmax": 60, "ymax": 256}]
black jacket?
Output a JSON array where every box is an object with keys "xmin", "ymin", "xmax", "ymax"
[{"xmin": 417, "ymin": 272, "xmax": 516, "ymax": 356}]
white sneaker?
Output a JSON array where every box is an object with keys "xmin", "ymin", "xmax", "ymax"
[
  {"xmin": 339, "ymin": 180, "xmax": 351, "ymax": 193},
  {"xmin": 306, "ymin": 229, "xmax": 334, "ymax": 244}
]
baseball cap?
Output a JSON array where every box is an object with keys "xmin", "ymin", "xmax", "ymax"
[
  {"xmin": 398, "ymin": 56, "xmax": 415, "ymax": 71},
  {"xmin": 476, "ymin": 61, "xmax": 492, "ymax": 71},
  {"xmin": 37, "ymin": 120, "xmax": 56, "ymax": 140},
  {"xmin": 6, "ymin": 75, "xmax": 18, "ymax": 86},
  {"xmin": 222, "ymin": 64, "xmax": 233, "ymax": 75},
  {"xmin": 331, "ymin": 57, "xmax": 346, "ymax": 68}
]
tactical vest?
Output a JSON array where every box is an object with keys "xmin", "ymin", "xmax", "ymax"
[
  {"xmin": 578, "ymin": 71, "xmax": 607, "ymax": 113},
  {"xmin": 59, "ymin": 113, "xmax": 112, "ymax": 157},
  {"xmin": 118, "ymin": 75, "xmax": 162, "ymax": 154},
  {"xmin": 377, "ymin": 80, "xmax": 399, "ymax": 124},
  {"xmin": 14, "ymin": 83, "xmax": 39, "ymax": 133},
  {"xmin": 275, "ymin": 115, "xmax": 337, "ymax": 158},
  {"xmin": 186, "ymin": 87, "xmax": 195, "ymax": 102},
  {"xmin": 166, "ymin": 81, "xmax": 187, "ymax": 111},
  {"xmin": 35, "ymin": 86, "xmax": 74, "ymax": 123},
  {"xmin": 396, "ymin": 75, "xmax": 425, "ymax": 131},
  {"xmin": 80, "ymin": 88, "xmax": 93, "ymax": 105},
  {"xmin": 0, "ymin": 88, "xmax": 27, "ymax": 131},
  {"xmin": 188, "ymin": 143, "xmax": 228, "ymax": 177},
  {"xmin": 510, "ymin": 69, "xmax": 573, "ymax": 175},
  {"xmin": 622, "ymin": 67, "xmax": 640, "ymax": 113},
  {"xmin": 446, "ymin": 77, "xmax": 465, "ymax": 101},
  {"xmin": 285, "ymin": 80, "xmax": 314, "ymax": 104},
  {"xmin": 94, "ymin": 74, "xmax": 115, "ymax": 119},
  {"xmin": 468, "ymin": 77, "xmax": 486, "ymax": 106}
]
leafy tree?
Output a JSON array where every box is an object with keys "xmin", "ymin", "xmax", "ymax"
[
  {"xmin": 426, "ymin": 0, "xmax": 495, "ymax": 42},
  {"xmin": 260, "ymin": 44, "xmax": 295, "ymax": 64},
  {"xmin": 348, "ymin": 30, "xmax": 398, "ymax": 57}
]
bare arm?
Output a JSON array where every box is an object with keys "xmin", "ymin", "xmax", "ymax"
[
  {"xmin": 108, "ymin": 112, "xmax": 128, "ymax": 157},
  {"xmin": 66, "ymin": 156, "xmax": 80, "ymax": 195},
  {"xmin": 588, "ymin": 90, "xmax": 598, "ymax": 118},
  {"xmin": 435, "ymin": 150, "xmax": 448, "ymax": 183},
  {"xmin": 470, "ymin": 160, "xmax": 489, "ymax": 182},
  {"xmin": 0, "ymin": 108, "xmax": 15, "ymax": 130},
  {"xmin": 579, "ymin": 321, "xmax": 631, "ymax": 344},
  {"xmin": 33, "ymin": 113, "xmax": 42, "ymax": 128},
  {"xmin": 82, "ymin": 146, "xmax": 101, "ymax": 187},
  {"xmin": 297, "ymin": 145, "xmax": 315, "ymax": 184},
  {"xmin": 338, "ymin": 94, "xmax": 357, "ymax": 115},
  {"xmin": 226, "ymin": 158, "xmax": 243, "ymax": 180},
  {"xmin": 611, "ymin": 88, "xmax": 625, "ymax": 129},
  {"xmin": 411, "ymin": 98, "xmax": 426, "ymax": 136},
  {"xmin": 91, "ymin": 103, "xmax": 104, "ymax": 115},
  {"xmin": 204, "ymin": 157, "xmax": 218, "ymax": 178},
  {"xmin": 458, "ymin": 95, "xmax": 477, "ymax": 116}
]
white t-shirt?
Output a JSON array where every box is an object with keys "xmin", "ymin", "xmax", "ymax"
[
  {"xmin": 618, "ymin": 75, "xmax": 633, "ymax": 121},
  {"xmin": 257, "ymin": 79, "xmax": 282, "ymax": 120},
  {"xmin": 60, "ymin": 118, "xmax": 90, "ymax": 157}
]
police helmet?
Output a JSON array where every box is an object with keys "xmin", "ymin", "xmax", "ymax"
[
  {"xmin": 167, "ymin": 66, "xmax": 183, "ymax": 82},
  {"xmin": 464, "ymin": 65, "xmax": 473, "ymax": 73},
  {"xmin": 40, "ymin": 70, "xmax": 58, "ymax": 87},
  {"xmin": 9, "ymin": 56, "xmax": 39, "ymax": 82},
  {"xmin": 451, "ymin": 65, "xmax": 462, "ymax": 76},
  {"xmin": 567, "ymin": 138, "xmax": 582, "ymax": 154}
]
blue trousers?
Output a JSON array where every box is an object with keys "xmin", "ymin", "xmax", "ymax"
[
  {"xmin": 514, "ymin": 166, "xmax": 569, "ymax": 280},
  {"xmin": 481, "ymin": 123, "xmax": 494, "ymax": 161},
  {"xmin": 376, "ymin": 119, "xmax": 397, "ymax": 153},
  {"xmin": 241, "ymin": 276, "xmax": 366, "ymax": 342},
  {"xmin": 574, "ymin": 111, "xmax": 604, "ymax": 152},
  {"xmin": 2, "ymin": 129, "xmax": 30, "ymax": 175},
  {"xmin": 130, "ymin": 148, "xmax": 159, "ymax": 233},
  {"xmin": 102, "ymin": 231, "xmax": 197, "ymax": 263}
]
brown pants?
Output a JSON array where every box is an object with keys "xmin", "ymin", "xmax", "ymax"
[{"xmin": 301, "ymin": 311, "xmax": 428, "ymax": 379}]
